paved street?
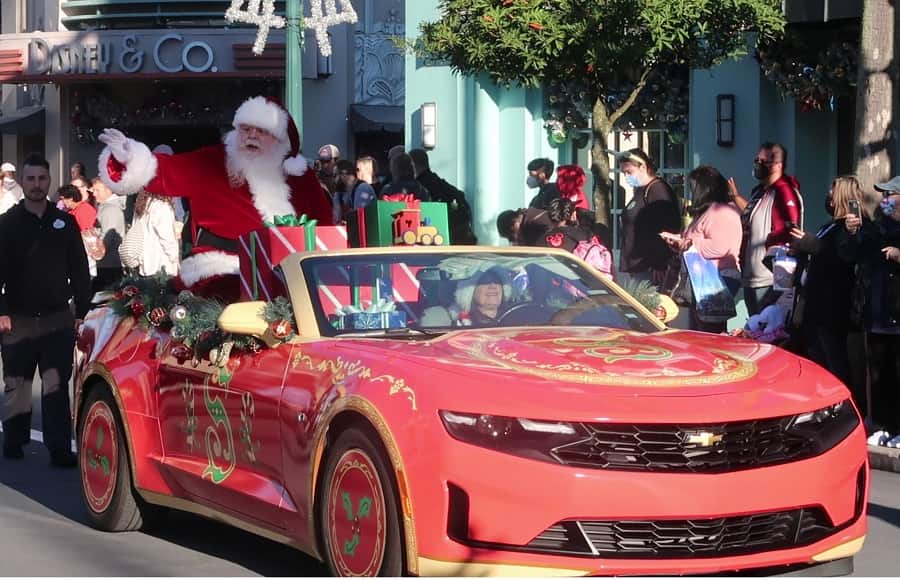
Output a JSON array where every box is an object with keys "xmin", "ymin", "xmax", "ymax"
[{"xmin": 0, "ymin": 437, "xmax": 898, "ymax": 575}]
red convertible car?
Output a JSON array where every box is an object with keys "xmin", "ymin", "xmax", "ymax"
[{"xmin": 73, "ymin": 246, "xmax": 868, "ymax": 576}]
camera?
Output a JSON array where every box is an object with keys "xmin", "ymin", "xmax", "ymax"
[{"xmin": 848, "ymin": 199, "xmax": 861, "ymax": 218}]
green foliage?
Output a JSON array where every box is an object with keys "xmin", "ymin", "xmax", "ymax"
[
  {"xmin": 620, "ymin": 278, "xmax": 661, "ymax": 312},
  {"xmin": 420, "ymin": 0, "xmax": 785, "ymax": 135}
]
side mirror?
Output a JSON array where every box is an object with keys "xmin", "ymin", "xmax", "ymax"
[{"xmin": 218, "ymin": 301, "xmax": 281, "ymax": 347}]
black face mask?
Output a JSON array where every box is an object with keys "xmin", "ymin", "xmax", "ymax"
[{"xmin": 753, "ymin": 163, "xmax": 770, "ymax": 180}]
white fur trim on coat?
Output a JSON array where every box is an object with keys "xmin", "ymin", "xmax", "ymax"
[
  {"xmin": 179, "ymin": 251, "xmax": 240, "ymax": 287},
  {"xmin": 98, "ymin": 140, "xmax": 157, "ymax": 196},
  {"xmin": 282, "ymin": 155, "xmax": 311, "ymax": 177},
  {"xmin": 232, "ymin": 96, "xmax": 288, "ymax": 142}
]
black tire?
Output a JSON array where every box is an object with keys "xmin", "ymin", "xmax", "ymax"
[
  {"xmin": 78, "ymin": 386, "xmax": 159, "ymax": 531},
  {"xmin": 318, "ymin": 426, "xmax": 405, "ymax": 576}
]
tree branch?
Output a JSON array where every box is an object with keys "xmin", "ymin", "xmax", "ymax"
[{"xmin": 608, "ymin": 67, "xmax": 653, "ymax": 127}]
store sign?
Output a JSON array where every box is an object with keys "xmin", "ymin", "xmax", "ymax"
[
  {"xmin": 7, "ymin": 30, "xmax": 271, "ymax": 77},
  {"xmin": 28, "ymin": 33, "xmax": 218, "ymax": 75}
]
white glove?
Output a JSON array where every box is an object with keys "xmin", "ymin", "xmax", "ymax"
[{"xmin": 98, "ymin": 128, "xmax": 133, "ymax": 164}]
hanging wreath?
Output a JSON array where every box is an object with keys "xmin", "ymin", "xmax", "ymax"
[{"xmin": 755, "ymin": 32, "xmax": 858, "ymax": 112}]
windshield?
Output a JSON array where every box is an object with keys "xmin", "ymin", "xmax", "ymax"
[{"xmin": 301, "ymin": 252, "xmax": 659, "ymax": 336}]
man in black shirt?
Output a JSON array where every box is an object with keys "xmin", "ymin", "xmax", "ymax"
[
  {"xmin": 0, "ymin": 153, "xmax": 91, "ymax": 467},
  {"xmin": 526, "ymin": 158, "xmax": 561, "ymax": 209}
]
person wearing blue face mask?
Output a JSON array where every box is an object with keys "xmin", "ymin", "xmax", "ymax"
[
  {"xmin": 841, "ymin": 177, "xmax": 900, "ymax": 449},
  {"xmin": 617, "ymin": 148, "xmax": 681, "ymax": 290}
]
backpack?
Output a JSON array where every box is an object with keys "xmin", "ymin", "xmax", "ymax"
[{"xmin": 573, "ymin": 236, "xmax": 614, "ymax": 279}]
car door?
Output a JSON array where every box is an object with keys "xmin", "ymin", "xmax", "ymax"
[{"xmin": 157, "ymin": 337, "xmax": 292, "ymax": 530}]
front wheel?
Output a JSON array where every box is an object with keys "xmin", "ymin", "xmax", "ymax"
[
  {"xmin": 319, "ymin": 427, "xmax": 404, "ymax": 576},
  {"xmin": 78, "ymin": 387, "xmax": 158, "ymax": 531}
]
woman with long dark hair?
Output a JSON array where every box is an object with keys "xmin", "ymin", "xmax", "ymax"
[{"xmin": 664, "ymin": 165, "xmax": 742, "ymax": 333}]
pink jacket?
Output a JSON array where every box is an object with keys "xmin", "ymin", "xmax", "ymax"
[{"xmin": 684, "ymin": 202, "xmax": 742, "ymax": 271}]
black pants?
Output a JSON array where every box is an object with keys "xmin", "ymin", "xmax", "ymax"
[
  {"xmin": 1, "ymin": 311, "xmax": 75, "ymax": 455},
  {"xmin": 803, "ymin": 324, "xmax": 852, "ymax": 387},
  {"xmin": 868, "ymin": 332, "xmax": 900, "ymax": 434},
  {"xmin": 93, "ymin": 267, "xmax": 123, "ymax": 294}
]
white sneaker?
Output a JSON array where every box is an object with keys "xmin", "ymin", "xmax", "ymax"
[
  {"xmin": 887, "ymin": 434, "xmax": 900, "ymax": 449},
  {"xmin": 868, "ymin": 430, "xmax": 892, "ymax": 446}
]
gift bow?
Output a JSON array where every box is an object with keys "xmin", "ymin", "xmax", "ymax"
[
  {"xmin": 337, "ymin": 298, "xmax": 397, "ymax": 315},
  {"xmin": 264, "ymin": 214, "xmax": 318, "ymax": 228},
  {"xmin": 382, "ymin": 193, "xmax": 418, "ymax": 203}
]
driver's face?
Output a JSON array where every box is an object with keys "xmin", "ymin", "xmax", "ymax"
[{"xmin": 473, "ymin": 282, "xmax": 503, "ymax": 310}]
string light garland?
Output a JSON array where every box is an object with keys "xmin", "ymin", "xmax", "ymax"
[
  {"xmin": 306, "ymin": 0, "xmax": 358, "ymax": 57},
  {"xmin": 225, "ymin": 0, "xmax": 287, "ymax": 56},
  {"xmin": 225, "ymin": 0, "xmax": 358, "ymax": 57}
]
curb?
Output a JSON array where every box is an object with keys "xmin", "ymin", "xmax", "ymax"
[{"xmin": 868, "ymin": 445, "xmax": 900, "ymax": 473}]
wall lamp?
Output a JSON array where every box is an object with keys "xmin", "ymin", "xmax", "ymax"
[
  {"xmin": 421, "ymin": 102, "xmax": 437, "ymax": 150},
  {"xmin": 716, "ymin": 94, "xmax": 735, "ymax": 147}
]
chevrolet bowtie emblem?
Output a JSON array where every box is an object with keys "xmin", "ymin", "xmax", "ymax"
[{"xmin": 687, "ymin": 432, "xmax": 724, "ymax": 447}]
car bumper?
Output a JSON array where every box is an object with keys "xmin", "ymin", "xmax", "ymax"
[{"xmin": 406, "ymin": 425, "xmax": 868, "ymax": 576}]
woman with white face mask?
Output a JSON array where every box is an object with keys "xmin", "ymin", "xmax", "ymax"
[
  {"xmin": 617, "ymin": 149, "xmax": 682, "ymax": 290},
  {"xmin": 842, "ymin": 177, "xmax": 900, "ymax": 449},
  {"xmin": 0, "ymin": 162, "xmax": 24, "ymax": 215}
]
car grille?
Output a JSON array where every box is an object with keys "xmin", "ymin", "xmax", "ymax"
[
  {"xmin": 526, "ymin": 508, "xmax": 835, "ymax": 558},
  {"xmin": 551, "ymin": 417, "xmax": 815, "ymax": 473}
]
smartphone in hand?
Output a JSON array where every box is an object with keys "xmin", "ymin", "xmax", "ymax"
[{"xmin": 848, "ymin": 199, "xmax": 861, "ymax": 219}]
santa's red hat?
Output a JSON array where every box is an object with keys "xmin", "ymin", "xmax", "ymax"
[{"xmin": 232, "ymin": 96, "xmax": 308, "ymax": 175}]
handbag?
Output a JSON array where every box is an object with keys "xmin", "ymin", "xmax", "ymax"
[
  {"xmin": 661, "ymin": 254, "xmax": 693, "ymax": 306},
  {"xmin": 119, "ymin": 217, "xmax": 145, "ymax": 269},
  {"xmin": 682, "ymin": 248, "xmax": 737, "ymax": 322}
]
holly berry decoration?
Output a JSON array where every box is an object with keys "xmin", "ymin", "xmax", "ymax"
[
  {"xmin": 270, "ymin": 319, "xmax": 293, "ymax": 340},
  {"xmin": 130, "ymin": 300, "xmax": 146, "ymax": 317},
  {"xmin": 147, "ymin": 307, "xmax": 168, "ymax": 327},
  {"xmin": 114, "ymin": 290, "xmax": 124, "ymax": 300},
  {"xmin": 122, "ymin": 285, "xmax": 140, "ymax": 298}
]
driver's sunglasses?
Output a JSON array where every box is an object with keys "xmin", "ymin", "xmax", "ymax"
[{"xmin": 754, "ymin": 158, "xmax": 780, "ymax": 166}]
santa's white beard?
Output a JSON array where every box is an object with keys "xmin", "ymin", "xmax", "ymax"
[
  {"xmin": 224, "ymin": 130, "xmax": 294, "ymax": 222},
  {"xmin": 2, "ymin": 177, "xmax": 16, "ymax": 190}
]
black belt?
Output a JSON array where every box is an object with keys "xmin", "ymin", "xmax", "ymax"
[{"xmin": 196, "ymin": 229, "xmax": 239, "ymax": 253}]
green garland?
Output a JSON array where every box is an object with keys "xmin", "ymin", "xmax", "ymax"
[
  {"xmin": 104, "ymin": 274, "xmax": 298, "ymax": 359},
  {"xmin": 621, "ymin": 278, "xmax": 662, "ymax": 312}
]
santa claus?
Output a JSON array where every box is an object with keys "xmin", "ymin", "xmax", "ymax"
[{"xmin": 98, "ymin": 96, "xmax": 333, "ymax": 300}]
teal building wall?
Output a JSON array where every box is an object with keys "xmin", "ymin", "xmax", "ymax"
[{"xmin": 405, "ymin": 0, "xmax": 569, "ymax": 245}]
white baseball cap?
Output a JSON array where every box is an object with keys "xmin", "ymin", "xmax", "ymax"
[{"xmin": 0, "ymin": 162, "xmax": 15, "ymax": 173}]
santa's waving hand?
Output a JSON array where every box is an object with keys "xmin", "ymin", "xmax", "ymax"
[{"xmin": 98, "ymin": 96, "xmax": 334, "ymax": 302}]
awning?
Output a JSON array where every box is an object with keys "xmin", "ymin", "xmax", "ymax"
[
  {"xmin": 0, "ymin": 105, "xmax": 45, "ymax": 134},
  {"xmin": 350, "ymin": 104, "xmax": 403, "ymax": 133}
]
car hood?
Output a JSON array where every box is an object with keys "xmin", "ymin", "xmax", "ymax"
[{"xmin": 338, "ymin": 327, "xmax": 849, "ymax": 423}]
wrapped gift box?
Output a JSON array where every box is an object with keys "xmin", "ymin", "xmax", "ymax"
[
  {"xmin": 333, "ymin": 311, "xmax": 407, "ymax": 331},
  {"xmin": 238, "ymin": 224, "xmax": 347, "ymax": 301},
  {"xmin": 347, "ymin": 200, "xmax": 450, "ymax": 248}
]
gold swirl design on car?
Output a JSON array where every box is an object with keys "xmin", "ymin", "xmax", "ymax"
[{"xmin": 464, "ymin": 333, "xmax": 757, "ymax": 386}]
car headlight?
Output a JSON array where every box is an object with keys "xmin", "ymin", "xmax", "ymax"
[
  {"xmin": 786, "ymin": 400, "xmax": 859, "ymax": 454},
  {"xmin": 439, "ymin": 410, "xmax": 583, "ymax": 463}
]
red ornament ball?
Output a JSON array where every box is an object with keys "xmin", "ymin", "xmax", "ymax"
[
  {"xmin": 147, "ymin": 307, "xmax": 168, "ymax": 326},
  {"xmin": 130, "ymin": 300, "xmax": 146, "ymax": 317}
]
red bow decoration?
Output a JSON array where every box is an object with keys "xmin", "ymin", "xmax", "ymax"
[
  {"xmin": 382, "ymin": 193, "xmax": 418, "ymax": 203},
  {"xmin": 546, "ymin": 233, "xmax": 564, "ymax": 247}
]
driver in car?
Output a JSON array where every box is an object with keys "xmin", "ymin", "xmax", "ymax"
[{"xmin": 420, "ymin": 268, "xmax": 511, "ymax": 327}]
